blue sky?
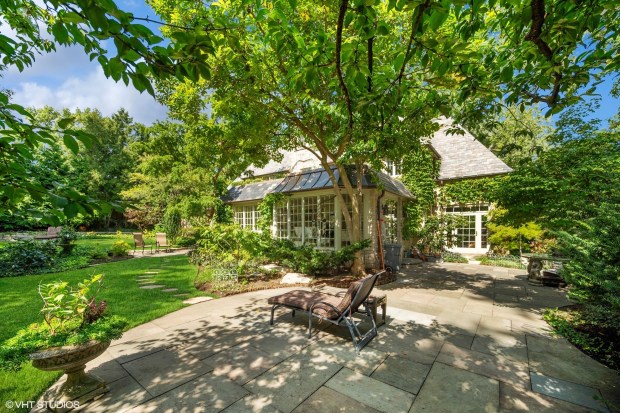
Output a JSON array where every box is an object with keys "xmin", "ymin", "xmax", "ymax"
[
  {"xmin": 2, "ymin": 1, "xmax": 618, "ymax": 126},
  {"xmin": 2, "ymin": 0, "xmax": 167, "ymax": 125}
]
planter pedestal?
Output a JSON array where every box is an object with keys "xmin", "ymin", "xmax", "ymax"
[{"xmin": 31, "ymin": 341, "xmax": 110, "ymax": 412}]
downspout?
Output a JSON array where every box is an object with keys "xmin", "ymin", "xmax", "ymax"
[{"xmin": 377, "ymin": 190, "xmax": 386, "ymax": 270}]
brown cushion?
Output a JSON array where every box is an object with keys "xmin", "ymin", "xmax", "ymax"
[{"xmin": 268, "ymin": 279, "xmax": 363, "ymax": 319}]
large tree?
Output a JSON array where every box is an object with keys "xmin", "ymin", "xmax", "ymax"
[{"xmin": 149, "ymin": 0, "xmax": 620, "ymax": 274}]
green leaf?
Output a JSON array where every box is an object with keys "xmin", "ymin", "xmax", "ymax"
[
  {"xmin": 393, "ymin": 52, "xmax": 405, "ymax": 72},
  {"xmin": 63, "ymin": 135, "xmax": 79, "ymax": 154},
  {"xmin": 57, "ymin": 117, "xmax": 73, "ymax": 129}
]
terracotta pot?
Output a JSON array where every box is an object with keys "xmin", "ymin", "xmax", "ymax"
[{"xmin": 30, "ymin": 341, "xmax": 110, "ymax": 412}]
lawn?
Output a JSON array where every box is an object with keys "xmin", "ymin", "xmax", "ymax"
[{"xmin": 0, "ymin": 254, "xmax": 210, "ymax": 413}]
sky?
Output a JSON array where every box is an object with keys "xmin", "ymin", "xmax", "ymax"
[
  {"xmin": 2, "ymin": 1, "xmax": 618, "ymax": 127},
  {"xmin": 2, "ymin": 1, "xmax": 168, "ymax": 125}
]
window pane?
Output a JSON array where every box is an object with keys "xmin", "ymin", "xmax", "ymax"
[
  {"xmin": 275, "ymin": 202, "xmax": 288, "ymax": 239},
  {"xmin": 290, "ymin": 198, "xmax": 302, "ymax": 244},
  {"xmin": 318, "ymin": 195, "xmax": 335, "ymax": 248},
  {"xmin": 383, "ymin": 200, "xmax": 398, "ymax": 244}
]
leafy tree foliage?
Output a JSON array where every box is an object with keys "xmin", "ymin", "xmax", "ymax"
[
  {"xmin": 1, "ymin": 0, "xmax": 214, "ymax": 224},
  {"xmin": 0, "ymin": 107, "xmax": 141, "ymax": 229},
  {"xmin": 148, "ymin": 0, "xmax": 619, "ymax": 273},
  {"xmin": 493, "ymin": 131, "xmax": 619, "ymax": 230}
]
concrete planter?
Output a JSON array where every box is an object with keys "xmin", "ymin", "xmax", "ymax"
[{"xmin": 30, "ymin": 341, "xmax": 110, "ymax": 412}]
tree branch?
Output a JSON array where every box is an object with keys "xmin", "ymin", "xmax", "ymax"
[{"xmin": 335, "ymin": 0, "xmax": 353, "ymax": 135}]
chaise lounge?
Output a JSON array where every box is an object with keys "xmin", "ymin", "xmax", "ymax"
[{"xmin": 268, "ymin": 270, "xmax": 384, "ymax": 353}]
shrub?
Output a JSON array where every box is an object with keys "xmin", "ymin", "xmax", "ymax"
[
  {"xmin": 163, "ymin": 209, "xmax": 182, "ymax": 242},
  {"xmin": 0, "ymin": 240, "xmax": 60, "ymax": 277},
  {"xmin": 478, "ymin": 254, "xmax": 525, "ymax": 269},
  {"xmin": 557, "ymin": 203, "xmax": 620, "ymax": 317},
  {"xmin": 487, "ymin": 221, "xmax": 545, "ymax": 255},
  {"xmin": 110, "ymin": 241, "xmax": 131, "ymax": 257},
  {"xmin": 442, "ymin": 251, "xmax": 468, "ymax": 263},
  {"xmin": 190, "ymin": 224, "xmax": 371, "ymax": 277}
]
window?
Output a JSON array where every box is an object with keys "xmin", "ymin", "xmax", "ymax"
[
  {"xmin": 382, "ymin": 200, "xmax": 398, "ymax": 244},
  {"xmin": 384, "ymin": 159, "xmax": 402, "ymax": 177},
  {"xmin": 455, "ymin": 214, "xmax": 476, "ymax": 248},
  {"xmin": 275, "ymin": 202, "xmax": 288, "ymax": 239},
  {"xmin": 290, "ymin": 198, "xmax": 303, "ymax": 244},
  {"xmin": 444, "ymin": 203, "xmax": 490, "ymax": 251},
  {"xmin": 274, "ymin": 195, "xmax": 336, "ymax": 249},
  {"xmin": 232, "ymin": 204, "xmax": 261, "ymax": 231}
]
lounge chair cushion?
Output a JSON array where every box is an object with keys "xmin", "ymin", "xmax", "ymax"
[{"xmin": 268, "ymin": 279, "xmax": 362, "ymax": 320}]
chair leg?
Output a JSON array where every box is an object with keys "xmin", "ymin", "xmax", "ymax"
[
  {"xmin": 270, "ymin": 305, "xmax": 276, "ymax": 325},
  {"xmin": 292, "ymin": 309, "xmax": 296, "ymax": 317},
  {"xmin": 308, "ymin": 314, "xmax": 313, "ymax": 338}
]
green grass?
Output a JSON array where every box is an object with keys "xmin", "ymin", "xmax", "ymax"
[{"xmin": 0, "ymin": 254, "xmax": 211, "ymax": 413}]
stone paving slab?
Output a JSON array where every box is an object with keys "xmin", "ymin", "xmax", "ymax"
[
  {"xmin": 139, "ymin": 284, "xmax": 165, "ymax": 289},
  {"xmin": 243, "ymin": 353, "xmax": 342, "ymax": 413},
  {"xmin": 122, "ymin": 348, "xmax": 213, "ymax": 397},
  {"xmin": 223, "ymin": 394, "xmax": 283, "ymax": 413},
  {"xmin": 530, "ymin": 372, "xmax": 609, "ymax": 412},
  {"xmin": 410, "ymin": 362, "xmax": 499, "ymax": 413},
  {"xmin": 325, "ymin": 367, "xmax": 415, "ymax": 413},
  {"xmin": 204, "ymin": 342, "xmax": 283, "ymax": 385},
  {"xmin": 499, "ymin": 382, "xmax": 594, "ymax": 413},
  {"xmin": 79, "ymin": 374, "xmax": 152, "ymax": 413},
  {"xmin": 126, "ymin": 372, "xmax": 249, "ymax": 413},
  {"xmin": 370, "ymin": 355, "xmax": 431, "ymax": 395},
  {"xmin": 292, "ymin": 386, "xmax": 380, "ymax": 413},
  {"xmin": 436, "ymin": 343, "xmax": 531, "ymax": 389}
]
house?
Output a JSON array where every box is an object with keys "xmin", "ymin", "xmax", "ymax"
[{"xmin": 225, "ymin": 119, "xmax": 512, "ymax": 266}]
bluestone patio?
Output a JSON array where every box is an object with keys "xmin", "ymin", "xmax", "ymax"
[{"xmin": 40, "ymin": 263, "xmax": 620, "ymax": 413}]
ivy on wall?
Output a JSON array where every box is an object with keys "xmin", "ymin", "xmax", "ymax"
[
  {"xmin": 256, "ymin": 193, "xmax": 286, "ymax": 232},
  {"xmin": 400, "ymin": 147, "xmax": 501, "ymax": 243},
  {"xmin": 438, "ymin": 177, "xmax": 503, "ymax": 206}
]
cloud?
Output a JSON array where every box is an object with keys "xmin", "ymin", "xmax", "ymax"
[{"xmin": 10, "ymin": 67, "xmax": 167, "ymax": 125}]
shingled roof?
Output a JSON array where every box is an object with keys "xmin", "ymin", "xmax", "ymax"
[{"xmin": 429, "ymin": 119, "xmax": 513, "ymax": 182}]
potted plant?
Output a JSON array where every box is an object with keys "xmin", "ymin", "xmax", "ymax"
[{"xmin": 0, "ymin": 274, "xmax": 127, "ymax": 411}]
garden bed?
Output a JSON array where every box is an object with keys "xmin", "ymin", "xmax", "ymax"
[
  {"xmin": 197, "ymin": 269, "xmax": 397, "ymax": 297},
  {"xmin": 545, "ymin": 304, "xmax": 619, "ymax": 372}
]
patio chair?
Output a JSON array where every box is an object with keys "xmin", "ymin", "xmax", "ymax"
[
  {"xmin": 155, "ymin": 232, "xmax": 171, "ymax": 253},
  {"xmin": 268, "ymin": 270, "xmax": 384, "ymax": 353},
  {"xmin": 133, "ymin": 233, "xmax": 153, "ymax": 254}
]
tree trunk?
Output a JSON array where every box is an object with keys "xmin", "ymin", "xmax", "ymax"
[{"xmin": 321, "ymin": 161, "xmax": 365, "ymax": 276}]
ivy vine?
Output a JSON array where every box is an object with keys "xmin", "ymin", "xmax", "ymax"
[{"xmin": 257, "ymin": 193, "xmax": 286, "ymax": 232}]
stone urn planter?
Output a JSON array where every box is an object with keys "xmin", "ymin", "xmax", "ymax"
[{"xmin": 30, "ymin": 340, "xmax": 110, "ymax": 412}]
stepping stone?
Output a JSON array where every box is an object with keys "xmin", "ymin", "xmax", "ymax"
[
  {"xmin": 162, "ymin": 288, "xmax": 178, "ymax": 292},
  {"xmin": 183, "ymin": 297, "xmax": 213, "ymax": 305},
  {"xmin": 174, "ymin": 294, "xmax": 190, "ymax": 298},
  {"xmin": 144, "ymin": 271, "xmax": 159, "ymax": 274},
  {"xmin": 139, "ymin": 284, "xmax": 165, "ymax": 289}
]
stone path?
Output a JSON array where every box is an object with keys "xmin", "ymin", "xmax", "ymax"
[
  {"xmin": 39, "ymin": 263, "xmax": 620, "ymax": 412},
  {"xmin": 136, "ymin": 258, "xmax": 213, "ymax": 305}
]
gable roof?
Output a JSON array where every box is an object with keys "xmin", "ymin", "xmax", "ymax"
[
  {"xmin": 242, "ymin": 119, "xmax": 511, "ymax": 182},
  {"xmin": 429, "ymin": 118, "xmax": 513, "ymax": 181}
]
